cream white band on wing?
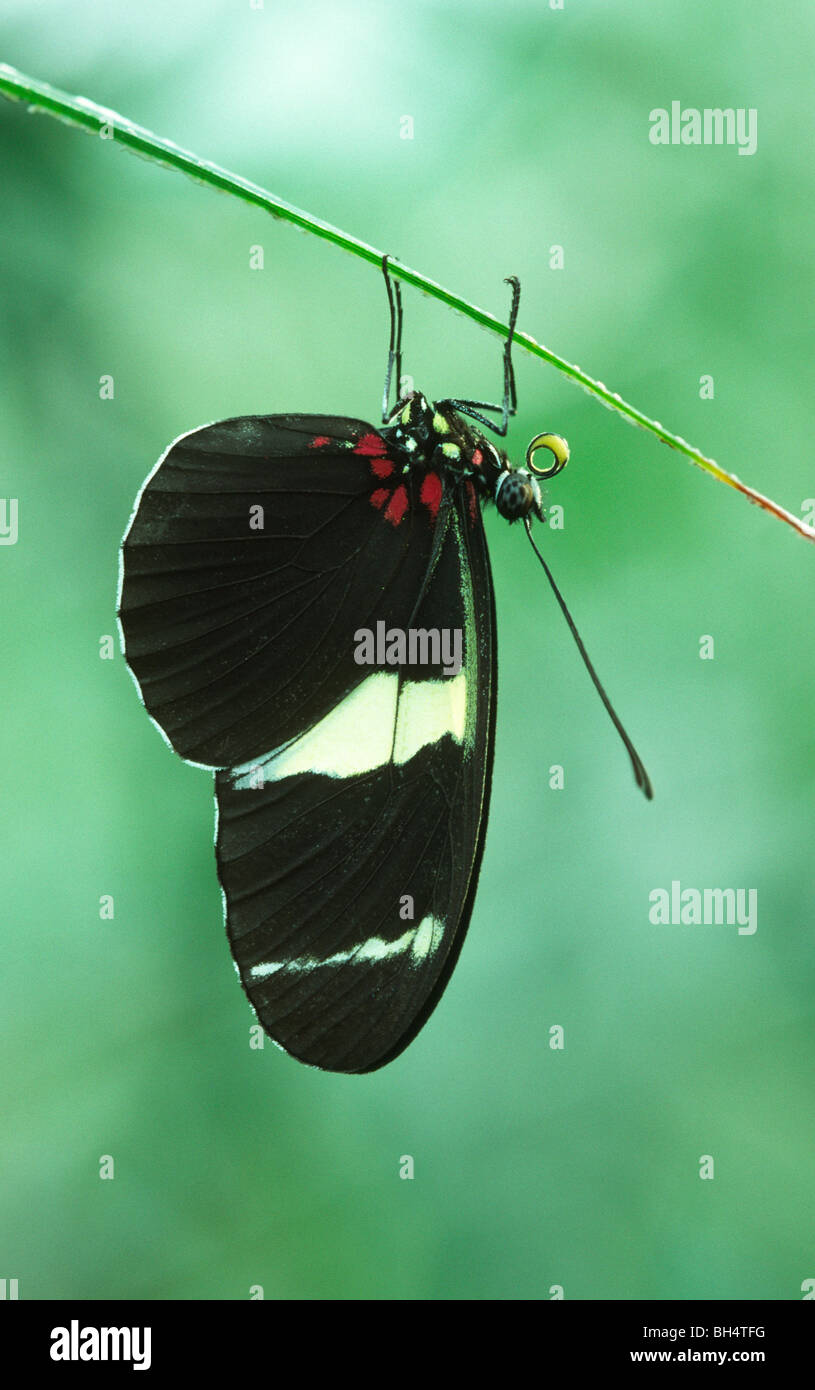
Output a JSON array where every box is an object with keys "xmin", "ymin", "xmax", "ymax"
[
  {"xmin": 249, "ymin": 914, "xmax": 443, "ymax": 979},
  {"xmin": 228, "ymin": 670, "xmax": 467, "ymax": 786}
]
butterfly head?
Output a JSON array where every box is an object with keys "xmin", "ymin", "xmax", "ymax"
[{"xmin": 494, "ymin": 431, "xmax": 570, "ymax": 524}]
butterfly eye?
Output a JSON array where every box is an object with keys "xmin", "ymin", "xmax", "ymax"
[{"xmin": 494, "ymin": 469, "xmax": 541, "ymax": 521}]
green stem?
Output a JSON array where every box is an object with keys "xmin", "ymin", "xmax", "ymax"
[{"xmin": 2, "ymin": 62, "xmax": 812, "ymax": 543}]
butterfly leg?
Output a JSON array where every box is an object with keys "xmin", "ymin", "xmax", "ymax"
[
  {"xmin": 381, "ymin": 255, "xmax": 404, "ymax": 422},
  {"xmin": 437, "ymin": 276, "xmax": 521, "ymax": 436}
]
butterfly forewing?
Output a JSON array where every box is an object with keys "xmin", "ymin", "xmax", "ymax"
[
  {"xmin": 214, "ymin": 486, "xmax": 496, "ymax": 1073},
  {"xmin": 119, "ymin": 415, "xmax": 440, "ymax": 767}
]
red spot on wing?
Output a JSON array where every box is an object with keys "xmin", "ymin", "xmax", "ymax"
[
  {"xmin": 370, "ymin": 455, "xmax": 395, "ymax": 479},
  {"xmin": 309, "ymin": 435, "xmax": 331, "ymax": 448},
  {"xmin": 471, "ymin": 448, "xmax": 483, "ymax": 469},
  {"xmin": 420, "ymin": 471, "xmax": 443, "ymax": 519},
  {"xmin": 354, "ymin": 432, "xmax": 388, "ymax": 456},
  {"xmin": 384, "ymin": 485, "xmax": 409, "ymax": 526},
  {"xmin": 370, "ymin": 488, "xmax": 389, "ymax": 511},
  {"xmin": 465, "ymin": 480, "xmax": 478, "ymax": 524}
]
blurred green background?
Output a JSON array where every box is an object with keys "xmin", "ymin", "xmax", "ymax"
[{"xmin": 2, "ymin": 0, "xmax": 814, "ymax": 1301}]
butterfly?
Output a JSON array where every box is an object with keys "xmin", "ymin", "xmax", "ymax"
[{"xmin": 118, "ymin": 260, "xmax": 651, "ymax": 1073}]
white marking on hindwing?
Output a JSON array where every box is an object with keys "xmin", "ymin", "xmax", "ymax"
[
  {"xmin": 394, "ymin": 673, "xmax": 466, "ymax": 763},
  {"xmin": 249, "ymin": 914, "xmax": 443, "ymax": 980},
  {"xmin": 228, "ymin": 670, "xmax": 467, "ymax": 786}
]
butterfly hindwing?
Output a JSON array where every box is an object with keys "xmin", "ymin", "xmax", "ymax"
[{"xmin": 214, "ymin": 485, "xmax": 496, "ymax": 1073}]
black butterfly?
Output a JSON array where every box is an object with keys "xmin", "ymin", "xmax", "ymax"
[{"xmin": 118, "ymin": 261, "xmax": 650, "ymax": 1074}]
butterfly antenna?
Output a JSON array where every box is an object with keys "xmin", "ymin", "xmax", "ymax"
[{"xmin": 524, "ymin": 519, "xmax": 654, "ymax": 799}]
